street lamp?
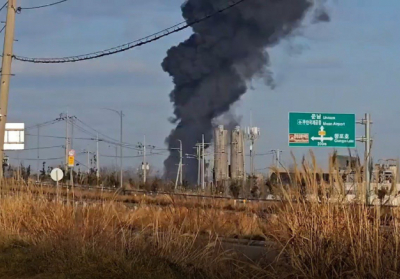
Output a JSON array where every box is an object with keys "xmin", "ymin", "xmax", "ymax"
[{"xmin": 102, "ymin": 108, "xmax": 124, "ymax": 189}]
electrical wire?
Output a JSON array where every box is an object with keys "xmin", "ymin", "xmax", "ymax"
[
  {"xmin": 0, "ymin": 25, "xmax": 5, "ymax": 33},
  {"xmin": 73, "ymin": 118, "xmax": 143, "ymax": 150},
  {"xmin": 24, "ymin": 133, "xmax": 141, "ymax": 149},
  {"xmin": 25, "ymin": 134, "xmax": 95, "ymax": 141},
  {"xmin": 25, "ymin": 117, "xmax": 64, "ymax": 130},
  {"xmin": 18, "ymin": 0, "xmax": 68, "ymax": 10},
  {"xmin": 74, "ymin": 117, "xmax": 146, "ymax": 149},
  {"xmin": 69, "ymin": 119, "xmax": 97, "ymax": 138},
  {"xmin": 0, "ymin": 2, "xmax": 7, "ymax": 13},
  {"xmin": 100, "ymin": 152, "xmax": 168, "ymax": 159},
  {"xmin": 6, "ymin": 145, "xmax": 64, "ymax": 151},
  {"xmin": 74, "ymin": 118, "xmax": 123, "ymax": 145},
  {"xmin": 13, "ymin": 0, "xmax": 247, "ymax": 63},
  {"xmin": 25, "ymin": 116, "xmax": 162, "ymax": 151},
  {"xmin": 70, "ymin": 119, "xmax": 140, "ymax": 150},
  {"xmin": 11, "ymin": 156, "xmax": 64, "ymax": 161}
]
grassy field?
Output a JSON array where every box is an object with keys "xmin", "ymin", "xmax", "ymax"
[{"xmin": 1, "ymin": 155, "xmax": 400, "ymax": 278}]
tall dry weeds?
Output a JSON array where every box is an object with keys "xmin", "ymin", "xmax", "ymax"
[
  {"xmin": 268, "ymin": 152, "xmax": 400, "ymax": 278},
  {"xmin": 2, "ymin": 152, "xmax": 400, "ymax": 278},
  {"xmin": 0, "ymin": 192, "xmax": 258, "ymax": 278}
]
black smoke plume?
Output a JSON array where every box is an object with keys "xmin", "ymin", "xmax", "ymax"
[{"xmin": 162, "ymin": 0, "xmax": 316, "ymax": 183}]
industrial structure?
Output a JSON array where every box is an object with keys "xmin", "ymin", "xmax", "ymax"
[
  {"xmin": 214, "ymin": 125, "xmax": 229, "ymax": 184},
  {"xmin": 230, "ymin": 126, "xmax": 245, "ymax": 181},
  {"xmin": 213, "ymin": 125, "xmax": 247, "ymax": 196}
]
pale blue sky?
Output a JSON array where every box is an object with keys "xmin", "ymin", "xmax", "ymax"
[{"xmin": 4, "ymin": 0, "xmax": 400, "ymax": 174}]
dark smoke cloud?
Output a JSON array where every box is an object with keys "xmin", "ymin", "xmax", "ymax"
[
  {"xmin": 162, "ymin": 0, "xmax": 316, "ymax": 183},
  {"xmin": 313, "ymin": 8, "xmax": 331, "ymax": 23}
]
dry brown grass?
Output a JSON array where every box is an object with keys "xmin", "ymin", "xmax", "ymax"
[
  {"xmin": 265, "ymin": 152, "xmax": 400, "ymax": 278},
  {"xmin": 0, "ymin": 180, "xmax": 279, "ymax": 213},
  {"xmin": 1, "ymin": 152, "xmax": 400, "ymax": 278},
  {"xmin": 0, "ymin": 191, "xmax": 263, "ymax": 278}
]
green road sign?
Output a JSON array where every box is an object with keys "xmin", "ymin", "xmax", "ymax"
[{"xmin": 289, "ymin": 112, "xmax": 356, "ymax": 148}]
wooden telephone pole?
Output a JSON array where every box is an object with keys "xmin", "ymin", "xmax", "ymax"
[{"xmin": 0, "ymin": 0, "xmax": 17, "ymax": 177}]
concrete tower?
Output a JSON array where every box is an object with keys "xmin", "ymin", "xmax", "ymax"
[
  {"xmin": 231, "ymin": 126, "xmax": 245, "ymax": 181},
  {"xmin": 214, "ymin": 125, "xmax": 229, "ymax": 183}
]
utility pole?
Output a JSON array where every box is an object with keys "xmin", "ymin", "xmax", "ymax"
[
  {"xmin": 70, "ymin": 116, "xmax": 74, "ymax": 188},
  {"xmin": 271, "ymin": 149, "xmax": 283, "ymax": 168},
  {"xmin": 69, "ymin": 114, "xmax": 74, "ymax": 189},
  {"xmin": 0, "ymin": 0, "xmax": 17, "ymax": 177},
  {"xmin": 71, "ymin": 116, "xmax": 74, "ymax": 149},
  {"xmin": 87, "ymin": 150, "xmax": 90, "ymax": 174},
  {"xmin": 202, "ymin": 134, "xmax": 205, "ymax": 190},
  {"xmin": 115, "ymin": 145, "xmax": 118, "ymax": 181},
  {"xmin": 196, "ymin": 145, "xmax": 200, "ymax": 186},
  {"xmin": 246, "ymin": 126, "xmax": 260, "ymax": 197},
  {"xmin": 179, "ymin": 140, "xmax": 183, "ymax": 185},
  {"xmin": 70, "ymin": 160, "xmax": 73, "ymax": 188},
  {"xmin": 365, "ymin": 113, "xmax": 371, "ymax": 204},
  {"xmin": 65, "ymin": 111, "xmax": 69, "ymax": 173},
  {"xmin": 143, "ymin": 136, "xmax": 147, "ymax": 184},
  {"xmin": 119, "ymin": 110, "xmax": 123, "ymax": 189},
  {"xmin": 276, "ymin": 149, "xmax": 281, "ymax": 167},
  {"xmin": 250, "ymin": 140, "xmax": 255, "ymax": 177},
  {"xmin": 36, "ymin": 126, "xmax": 40, "ymax": 182},
  {"xmin": 174, "ymin": 140, "xmax": 183, "ymax": 189},
  {"xmin": 96, "ymin": 133, "xmax": 100, "ymax": 186},
  {"xmin": 136, "ymin": 138, "xmax": 154, "ymax": 185},
  {"xmin": 102, "ymin": 108, "xmax": 124, "ymax": 189},
  {"xmin": 357, "ymin": 113, "xmax": 372, "ymax": 204}
]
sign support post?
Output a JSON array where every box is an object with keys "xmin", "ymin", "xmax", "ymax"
[
  {"xmin": 68, "ymin": 149, "xmax": 75, "ymax": 203},
  {"xmin": 357, "ymin": 113, "xmax": 372, "ymax": 205},
  {"xmin": 50, "ymin": 168, "xmax": 64, "ymax": 203}
]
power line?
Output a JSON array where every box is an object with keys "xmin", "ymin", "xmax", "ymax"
[
  {"xmin": 10, "ymin": 156, "xmax": 64, "ymax": 161},
  {"xmin": 6, "ymin": 145, "xmax": 64, "ymax": 151},
  {"xmin": 25, "ymin": 133, "xmax": 150, "ymax": 150},
  {"xmin": 70, "ymin": 119, "xmax": 141, "ymax": 150},
  {"xmin": 25, "ymin": 116, "xmax": 161, "ymax": 151},
  {"xmin": 25, "ymin": 117, "xmax": 64, "ymax": 130},
  {"xmin": 0, "ymin": 25, "xmax": 5, "ymax": 33},
  {"xmin": 18, "ymin": 0, "xmax": 68, "ymax": 11},
  {"xmin": 13, "ymin": 0, "xmax": 247, "ymax": 63},
  {"xmin": 26, "ymin": 133, "xmax": 94, "ymax": 141},
  {"xmin": 74, "ymin": 118, "xmax": 122, "ymax": 145},
  {"xmin": 0, "ymin": 2, "xmax": 7, "ymax": 13},
  {"xmin": 100, "ymin": 152, "xmax": 168, "ymax": 159},
  {"xmin": 73, "ymin": 118, "xmax": 146, "ymax": 150},
  {"xmin": 69, "ymin": 119, "xmax": 97, "ymax": 138}
]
